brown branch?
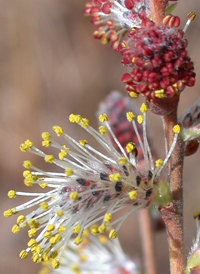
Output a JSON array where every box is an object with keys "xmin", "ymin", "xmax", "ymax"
[
  {"xmin": 150, "ymin": 0, "xmax": 168, "ymax": 25},
  {"xmin": 160, "ymin": 110, "xmax": 185, "ymax": 274},
  {"xmin": 139, "ymin": 209, "xmax": 157, "ymax": 274}
]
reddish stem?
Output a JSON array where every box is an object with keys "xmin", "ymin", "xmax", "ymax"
[
  {"xmin": 160, "ymin": 110, "xmax": 185, "ymax": 274},
  {"xmin": 139, "ymin": 209, "xmax": 157, "ymax": 274},
  {"xmin": 150, "ymin": 0, "xmax": 168, "ymax": 25}
]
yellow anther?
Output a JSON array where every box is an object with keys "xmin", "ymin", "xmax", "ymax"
[
  {"xmin": 50, "ymin": 250, "xmax": 58, "ymax": 259},
  {"xmin": 27, "ymin": 239, "xmax": 36, "ymax": 247},
  {"xmin": 28, "ymin": 228, "xmax": 37, "ymax": 237},
  {"xmin": 104, "ymin": 213, "xmax": 112, "ymax": 224},
  {"xmin": 42, "ymin": 140, "xmax": 51, "ymax": 147},
  {"xmin": 56, "ymin": 210, "xmax": 63, "ymax": 217},
  {"xmin": 109, "ymin": 173, "xmax": 121, "ymax": 182},
  {"xmin": 99, "ymin": 114, "xmax": 108, "ymax": 122},
  {"xmin": 65, "ymin": 168, "xmax": 73, "ymax": 176},
  {"xmin": 79, "ymin": 254, "xmax": 87, "ymax": 262},
  {"xmin": 99, "ymin": 125, "xmax": 107, "ymax": 135},
  {"xmin": 69, "ymin": 113, "xmax": 76, "ymax": 123},
  {"xmin": 53, "ymin": 125, "xmax": 63, "ymax": 136},
  {"xmin": 47, "ymin": 224, "xmax": 54, "ymax": 232},
  {"xmin": 126, "ymin": 111, "xmax": 135, "ymax": 122},
  {"xmin": 70, "ymin": 264, "xmax": 79, "ymax": 271},
  {"xmin": 155, "ymin": 159, "xmax": 163, "ymax": 167},
  {"xmin": 70, "ymin": 191, "xmax": 78, "ymax": 201},
  {"xmin": 42, "ymin": 253, "xmax": 49, "ymax": 262},
  {"xmin": 98, "ymin": 224, "xmax": 106, "ymax": 233},
  {"xmin": 109, "ymin": 229, "xmax": 117, "ymax": 239},
  {"xmin": 41, "ymin": 132, "xmax": 51, "ymax": 140},
  {"xmin": 173, "ymin": 124, "xmax": 180, "ymax": 134},
  {"xmin": 73, "ymin": 225, "xmax": 81, "ymax": 235},
  {"xmin": 23, "ymin": 160, "xmax": 32, "ymax": 169},
  {"xmin": 40, "ymin": 201, "xmax": 48, "ymax": 211},
  {"xmin": 59, "ymin": 149, "xmax": 67, "ymax": 160},
  {"xmin": 17, "ymin": 215, "xmax": 25, "ymax": 224},
  {"xmin": 20, "ymin": 140, "xmax": 33, "ymax": 152},
  {"xmin": 129, "ymin": 91, "xmax": 138, "ymax": 98},
  {"xmin": 23, "ymin": 170, "xmax": 32, "ymax": 178},
  {"xmin": 52, "ymin": 259, "xmax": 60, "ymax": 269},
  {"xmin": 31, "ymin": 252, "xmax": 39, "ymax": 262},
  {"xmin": 126, "ymin": 142, "xmax": 135, "ymax": 153},
  {"xmin": 79, "ymin": 139, "xmax": 88, "ymax": 146},
  {"xmin": 121, "ymin": 42, "xmax": 126, "ymax": 48},
  {"xmin": 24, "ymin": 177, "xmax": 33, "ymax": 186},
  {"xmin": 12, "ymin": 224, "xmax": 20, "ymax": 234},
  {"xmin": 36, "ymin": 245, "xmax": 43, "ymax": 254},
  {"xmin": 4, "ymin": 209, "xmax": 13, "ymax": 217},
  {"xmin": 81, "ymin": 118, "xmax": 89, "ymax": 128},
  {"xmin": 57, "ymin": 226, "xmax": 66, "ymax": 233},
  {"xmin": 91, "ymin": 225, "xmax": 99, "ymax": 235},
  {"xmin": 140, "ymin": 103, "xmax": 148, "ymax": 113},
  {"xmin": 44, "ymin": 155, "xmax": 54, "ymax": 163},
  {"xmin": 74, "ymin": 236, "xmax": 83, "ymax": 245},
  {"xmin": 19, "ymin": 250, "xmax": 28, "ymax": 259},
  {"xmin": 137, "ymin": 115, "xmax": 143, "ymax": 124},
  {"xmin": 188, "ymin": 11, "xmax": 196, "ymax": 21},
  {"xmin": 155, "ymin": 89, "xmax": 164, "ymax": 98},
  {"xmin": 54, "ymin": 233, "xmax": 62, "ymax": 243},
  {"xmin": 132, "ymin": 57, "xmax": 135, "ymax": 63},
  {"xmin": 129, "ymin": 190, "xmax": 137, "ymax": 200},
  {"xmin": 193, "ymin": 212, "xmax": 200, "ymax": 218},
  {"xmin": 118, "ymin": 157, "xmax": 127, "ymax": 165},
  {"xmin": 98, "ymin": 235, "xmax": 108, "ymax": 244},
  {"xmin": 101, "ymin": 37, "xmax": 108, "ymax": 44},
  {"xmin": 44, "ymin": 231, "xmax": 51, "ymax": 238},
  {"xmin": 28, "ymin": 219, "xmax": 35, "ymax": 227},
  {"xmin": 74, "ymin": 115, "xmax": 82, "ymax": 123},
  {"xmin": 39, "ymin": 183, "xmax": 48, "ymax": 188},
  {"xmin": 8, "ymin": 190, "xmax": 16, "ymax": 198},
  {"xmin": 82, "ymin": 229, "xmax": 89, "ymax": 237}
]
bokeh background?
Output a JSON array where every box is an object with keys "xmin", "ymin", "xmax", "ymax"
[{"xmin": 0, "ymin": 1, "xmax": 200, "ymax": 273}]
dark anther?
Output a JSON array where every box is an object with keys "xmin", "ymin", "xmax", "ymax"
[
  {"xmin": 76, "ymin": 178, "xmax": 86, "ymax": 186},
  {"xmin": 91, "ymin": 185, "xmax": 99, "ymax": 197},
  {"xmin": 86, "ymin": 199, "xmax": 92, "ymax": 208},
  {"xmin": 100, "ymin": 172, "xmax": 108, "ymax": 181},
  {"xmin": 103, "ymin": 193, "xmax": 110, "ymax": 202},
  {"xmin": 115, "ymin": 182, "xmax": 122, "ymax": 192},
  {"xmin": 123, "ymin": 165, "xmax": 129, "ymax": 176},
  {"xmin": 136, "ymin": 175, "xmax": 141, "ymax": 186},
  {"xmin": 148, "ymin": 170, "xmax": 153, "ymax": 180},
  {"xmin": 146, "ymin": 188, "xmax": 153, "ymax": 198}
]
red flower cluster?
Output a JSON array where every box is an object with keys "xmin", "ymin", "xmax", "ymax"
[
  {"xmin": 119, "ymin": 17, "xmax": 196, "ymax": 99},
  {"xmin": 84, "ymin": 0, "xmax": 151, "ymax": 50}
]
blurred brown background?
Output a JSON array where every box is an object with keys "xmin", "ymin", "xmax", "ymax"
[{"xmin": 0, "ymin": 0, "xmax": 200, "ymax": 273}]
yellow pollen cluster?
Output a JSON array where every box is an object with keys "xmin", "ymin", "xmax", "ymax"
[
  {"xmin": 109, "ymin": 229, "xmax": 117, "ymax": 239},
  {"xmin": 126, "ymin": 142, "xmax": 135, "ymax": 153},
  {"xmin": 98, "ymin": 224, "xmax": 106, "ymax": 233},
  {"xmin": 140, "ymin": 103, "xmax": 148, "ymax": 113},
  {"xmin": 19, "ymin": 250, "xmax": 28, "ymax": 259},
  {"xmin": 24, "ymin": 177, "xmax": 34, "ymax": 187},
  {"xmin": 104, "ymin": 213, "xmax": 112, "ymax": 224},
  {"xmin": 118, "ymin": 157, "xmax": 127, "ymax": 165},
  {"xmin": 52, "ymin": 259, "xmax": 60, "ymax": 269},
  {"xmin": 79, "ymin": 139, "xmax": 88, "ymax": 146},
  {"xmin": 173, "ymin": 124, "xmax": 180, "ymax": 134},
  {"xmin": 129, "ymin": 190, "xmax": 137, "ymax": 200},
  {"xmin": 23, "ymin": 160, "xmax": 32, "ymax": 169},
  {"xmin": 99, "ymin": 114, "xmax": 108, "ymax": 122},
  {"xmin": 65, "ymin": 168, "xmax": 73, "ymax": 176},
  {"xmin": 99, "ymin": 125, "xmax": 107, "ymax": 135},
  {"xmin": 74, "ymin": 236, "xmax": 83, "ymax": 245},
  {"xmin": 44, "ymin": 155, "xmax": 54, "ymax": 163},
  {"xmin": 155, "ymin": 159, "xmax": 163, "ymax": 167},
  {"xmin": 20, "ymin": 140, "xmax": 33, "ymax": 152},
  {"xmin": 109, "ymin": 173, "xmax": 122, "ymax": 181},
  {"xmin": 53, "ymin": 125, "xmax": 63, "ymax": 136},
  {"xmin": 8, "ymin": 190, "xmax": 16, "ymax": 198},
  {"xmin": 41, "ymin": 132, "xmax": 51, "ymax": 140},
  {"xmin": 91, "ymin": 225, "xmax": 99, "ymax": 235},
  {"xmin": 81, "ymin": 118, "xmax": 89, "ymax": 128},
  {"xmin": 129, "ymin": 91, "xmax": 138, "ymax": 98},
  {"xmin": 56, "ymin": 210, "xmax": 63, "ymax": 217},
  {"xmin": 126, "ymin": 111, "xmax": 135, "ymax": 122},
  {"xmin": 155, "ymin": 89, "xmax": 164, "ymax": 98},
  {"xmin": 137, "ymin": 115, "xmax": 143, "ymax": 124},
  {"xmin": 70, "ymin": 192, "xmax": 78, "ymax": 201},
  {"xmin": 40, "ymin": 201, "xmax": 48, "ymax": 211},
  {"xmin": 12, "ymin": 224, "xmax": 20, "ymax": 234},
  {"xmin": 193, "ymin": 212, "xmax": 200, "ymax": 218},
  {"xmin": 73, "ymin": 225, "xmax": 81, "ymax": 235}
]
